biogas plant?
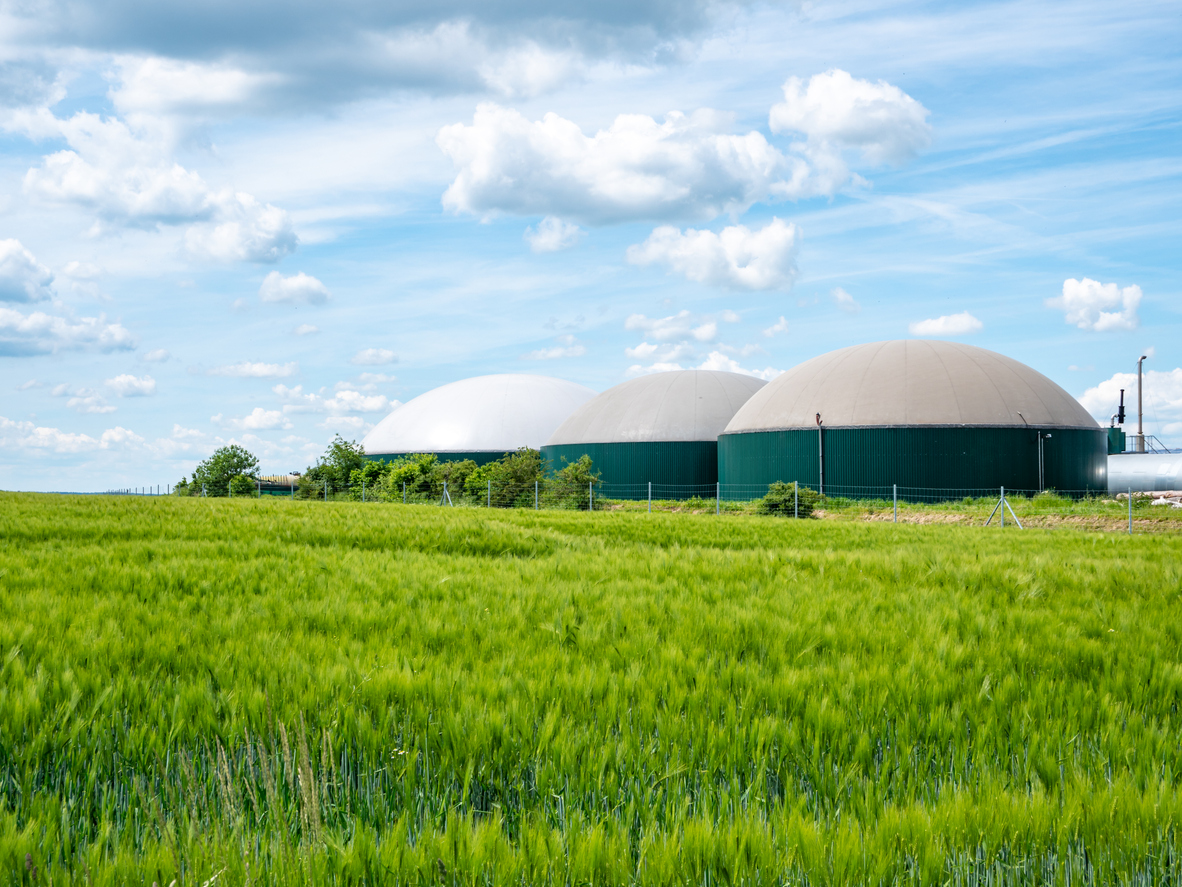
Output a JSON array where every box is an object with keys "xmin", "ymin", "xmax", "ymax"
[{"xmin": 362, "ymin": 340, "xmax": 1177, "ymax": 498}]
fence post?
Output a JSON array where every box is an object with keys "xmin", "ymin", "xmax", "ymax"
[
  {"xmin": 648, "ymin": 481, "xmax": 651, "ymax": 514},
  {"xmin": 257, "ymin": 479, "xmax": 261, "ymax": 499},
  {"xmin": 794, "ymin": 482, "xmax": 798, "ymax": 519},
  {"xmin": 716, "ymin": 481, "xmax": 720, "ymax": 515},
  {"xmin": 488, "ymin": 478, "xmax": 492, "ymax": 508},
  {"xmin": 535, "ymin": 480, "xmax": 539, "ymax": 510},
  {"xmin": 589, "ymin": 481, "xmax": 593, "ymax": 512},
  {"xmin": 202, "ymin": 483, "xmax": 206, "ymax": 497},
  {"xmin": 227, "ymin": 481, "xmax": 231, "ymax": 499},
  {"xmin": 1129, "ymin": 487, "xmax": 1133, "ymax": 535},
  {"xmin": 324, "ymin": 478, "xmax": 328, "ymax": 501},
  {"xmin": 1000, "ymin": 486, "xmax": 1005, "ymax": 528},
  {"xmin": 403, "ymin": 481, "xmax": 406, "ymax": 504},
  {"xmin": 362, "ymin": 479, "xmax": 366, "ymax": 502},
  {"xmin": 893, "ymin": 484, "xmax": 897, "ymax": 523}
]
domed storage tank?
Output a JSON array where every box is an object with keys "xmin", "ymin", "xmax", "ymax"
[
  {"xmin": 542, "ymin": 370, "xmax": 766, "ymax": 491},
  {"xmin": 363, "ymin": 374, "xmax": 595, "ymax": 465},
  {"xmin": 718, "ymin": 340, "xmax": 1106, "ymax": 495}
]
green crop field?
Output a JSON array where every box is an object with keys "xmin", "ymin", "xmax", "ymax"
[{"xmin": 1, "ymin": 492, "xmax": 1181, "ymax": 886}]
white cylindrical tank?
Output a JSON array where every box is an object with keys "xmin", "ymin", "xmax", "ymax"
[{"xmin": 1107, "ymin": 453, "xmax": 1182, "ymax": 493}]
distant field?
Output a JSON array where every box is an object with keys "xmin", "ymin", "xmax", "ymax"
[{"xmin": 1, "ymin": 492, "xmax": 1180, "ymax": 885}]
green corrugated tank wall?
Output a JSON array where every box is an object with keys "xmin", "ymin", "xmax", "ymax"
[
  {"xmin": 542, "ymin": 441, "xmax": 718, "ymax": 495},
  {"xmin": 718, "ymin": 426, "xmax": 1107, "ymax": 496},
  {"xmin": 365, "ymin": 451, "xmax": 508, "ymax": 467}
]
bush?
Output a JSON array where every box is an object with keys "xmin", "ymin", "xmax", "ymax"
[
  {"xmin": 758, "ymin": 481, "xmax": 819, "ymax": 518},
  {"xmin": 229, "ymin": 475, "xmax": 257, "ymax": 497},
  {"xmin": 467, "ymin": 448, "xmax": 545, "ymax": 507},
  {"xmin": 546, "ymin": 454, "xmax": 600, "ymax": 510}
]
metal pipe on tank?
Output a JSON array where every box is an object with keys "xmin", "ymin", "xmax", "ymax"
[{"xmin": 1137, "ymin": 355, "xmax": 1148, "ymax": 453}]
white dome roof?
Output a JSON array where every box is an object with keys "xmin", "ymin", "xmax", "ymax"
[
  {"xmin": 363, "ymin": 374, "xmax": 596, "ymax": 455},
  {"xmin": 725, "ymin": 340, "xmax": 1098, "ymax": 432},
  {"xmin": 546, "ymin": 370, "xmax": 766, "ymax": 445}
]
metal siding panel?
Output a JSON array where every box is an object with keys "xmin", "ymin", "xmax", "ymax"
[
  {"xmin": 542, "ymin": 441, "xmax": 718, "ymax": 490},
  {"xmin": 720, "ymin": 427, "xmax": 1107, "ymax": 495}
]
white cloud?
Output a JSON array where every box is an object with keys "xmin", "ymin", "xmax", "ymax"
[
  {"xmin": 625, "ymin": 311, "xmax": 717, "ymax": 342},
  {"xmin": 769, "ymin": 69, "xmax": 932, "ymax": 194},
  {"xmin": 105, "ymin": 373, "xmax": 156, "ymax": 396},
  {"xmin": 259, "ymin": 270, "xmax": 330, "ymax": 304},
  {"xmin": 184, "ymin": 193, "xmax": 298, "ymax": 263},
  {"xmin": 625, "ymin": 341, "xmax": 696, "ymax": 361},
  {"xmin": 1047, "ymin": 278, "xmax": 1141, "ymax": 332},
  {"xmin": 356, "ymin": 372, "xmax": 397, "ymax": 385},
  {"xmin": 22, "ymin": 112, "xmax": 297, "ymax": 263},
  {"xmin": 0, "ymin": 416, "xmax": 99, "ymax": 453},
  {"xmin": 62, "ymin": 261, "xmax": 102, "ymax": 280},
  {"xmin": 1079, "ymin": 368, "xmax": 1182, "ymax": 436},
  {"xmin": 627, "ymin": 218, "xmax": 799, "ymax": 291},
  {"xmin": 763, "ymin": 316, "xmax": 789, "ymax": 337},
  {"xmin": 214, "ymin": 407, "xmax": 292, "ymax": 431},
  {"xmin": 208, "ymin": 361, "xmax": 298, "ymax": 378},
  {"xmin": 351, "ymin": 348, "xmax": 397, "ymax": 365},
  {"xmin": 0, "ymin": 306, "xmax": 136, "ymax": 356},
  {"xmin": 273, "ymin": 383, "xmax": 396, "ymax": 414},
  {"xmin": 293, "ymin": 324, "xmax": 319, "ymax": 336},
  {"xmin": 100, "ymin": 426, "xmax": 145, "ymax": 448},
  {"xmin": 626, "ymin": 350, "xmax": 781, "ymax": 379},
  {"xmin": 111, "ymin": 57, "xmax": 281, "ymax": 116},
  {"xmin": 522, "ymin": 334, "xmax": 587, "ymax": 359},
  {"xmin": 438, "ymin": 104, "xmax": 802, "ymax": 224},
  {"xmin": 721, "ymin": 310, "xmax": 741, "ymax": 323},
  {"xmin": 67, "ymin": 392, "xmax": 116, "ymax": 414},
  {"xmin": 143, "ymin": 348, "xmax": 170, "ymax": 361},
  {"xmin": 832, "ymin": 286, "xmax": 860, "ymax": 314},
  {"xmin": 696, "ymin": 351, "xmax": 782, "ymax": 380},
  {"xmin": 0, "ymin": 239, "xmax": 54, "ymax": 302},
  {"xmin": 908, "ymin": 311, "xmax": 983, "ymax": 337},
  {"xmin": 524, "ymin": 216, "xmax": 585, "ymax": 252}
]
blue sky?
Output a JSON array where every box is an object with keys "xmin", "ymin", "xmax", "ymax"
[{"xmin": 0, "ymin": 0, "xmax": 1179, "ymax": 490}]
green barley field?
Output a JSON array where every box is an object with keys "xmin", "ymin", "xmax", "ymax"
[{"xmin": 1, "ymin": 492, "xmax": 1181, "ymax": 886}]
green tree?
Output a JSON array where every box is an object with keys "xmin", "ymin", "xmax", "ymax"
[
  {"xmin": 190, "ymin": 445, "xmax": 260, "ymax": 497},
  {"xmin": 466, "ymin": 449, "xmax": 545, "ymax": 507},
  {"xmin": 301, "ymin": 436, "xmax": 365, "ymax": 496},
  {"xmin": 547, "ymin": 454, "xmax": 600, "ymax": 510}
]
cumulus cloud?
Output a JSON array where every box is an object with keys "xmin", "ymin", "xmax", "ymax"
[
  {"xmin": 832, "ymin": 286, "xmax": 860, "ymax": 314},
  {"xmin": 106, "ymin": 373, "xmax": 156, "ymax": 396},
  {"xmin": 627, "ymin": 350, "xmax": 781, "ymax": 379},
  {"xmin": 143, "ymin": 347, "xmax": 170, "ymax": 361},
  {"xmin": 21, "ymin": 112, "xmax": 297, "ymax": 262},
  {"xmin": 439, "ymin": 104, "xmax": 800, "ymax": 224},
  {"xmin": 627, "ymin": 218, "xmax": 799, "ymax": 290},
  {"xmin": 67, "ymin": 391, "xmax": 115, "ymax": 413},
  {"xmin": 769, "ymin": 69, "xmax": 931, "ymax": 194},
  {"xmin": 0, "ymin": 306, "xmax": 136, "ymax": 356},
  {"xmin": 0, "ymin": 240, "xmax": 55, "ymax": 302},
  {"xmin": 293, "ymin": 324, "xmax": 319, "ymax": 336},
  {"xmin": 524, "ymin": 216, "xmax": 585, "ymax": 252},
  {"xmin": 696, "ymin": 351, "xmax": 782, "ymax": 380},
  {"xmin": 908, "ymin": 311, "xmax": 983, "ymax": 337},
  {"xmin": 1079, "ymin": 368, "xmax": 1182, "ymax": 436},
  {"xmin": 213, "ymin": 407, "xmax": 292, "ymax": 431},
  {"xmin": 273, "ymin": 383, "xmax": 396, "ymax": 414},
  {"xmin": 625, "ymin": 310, "xmax": 717, "ymax": 342},
  {"xmin": 259, "ymin": 270, "xmax": 330, "ymax": 304},
  {"xmin": 0, "ymin": 415, "xmax": 144, "ymax": 453},
  {"xmin": 523, "ymin": 335, "xmax": 587, "ymax": 359},
  {"xmin": 763, "ymin": 316, "xmax": 789, "ymax": 337},
  {"xmin": 208, "ymin": 361, "xmax": 298, "ymax": 378},
  {"xmin": 351, "ymin": 348, "xmax": 396, "ymax": 365},
  {"xmin": 111, "ymin": 56, "xmax": 282, "ymax": 117},
  {"xmin": 1047, "ymin": 278, "xmax": 1141, "ymax": 332},
  {"xmin": 438, "ymin": 71, "xmax": 927, "ymax": 224}
]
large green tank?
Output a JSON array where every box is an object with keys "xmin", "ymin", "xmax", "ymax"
[
  {"xmin": 541, "ymin": 370, "xmax": 766, "ymax": 496},
  {"xmin": 718, "ymin": 340, "xmax": 1106, "ymax": 497}
]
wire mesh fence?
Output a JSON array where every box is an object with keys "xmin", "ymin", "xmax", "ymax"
[{"xmin": 100, "ymin": 476, "xmax": 1182, "ymax": 534}]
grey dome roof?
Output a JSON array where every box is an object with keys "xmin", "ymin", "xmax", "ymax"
[
  {"xmin": 546, "ymin": 370, "xmax": 766, "ymax": 445},
  {"xmin": 363, "ymin": 374, "xmax": 595, "ymax": 455},
  {"xmin": 725, "ymin": 340, "xmax": 1098, "ymax": 432}
]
